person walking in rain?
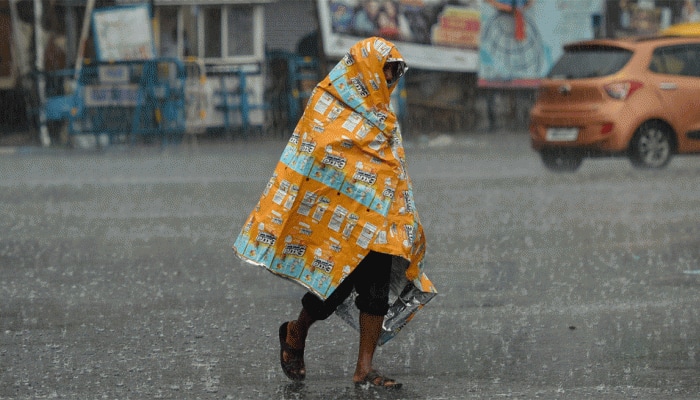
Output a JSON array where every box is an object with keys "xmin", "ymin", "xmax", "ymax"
[{"xmin": 233, "ymin": 37, "xmax": 435, "ymax": 389}]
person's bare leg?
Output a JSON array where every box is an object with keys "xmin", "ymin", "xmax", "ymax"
[
  {"xmin": 353, "ymin": 312, "xmax": 401, "ymax": 388},
  {"xmin": 353, "ymin": 312, "xmax": 383, "ymax": 381},
  {"xmin": 284, "ymin": 308, "xmax": 315, "ymax": 370}
]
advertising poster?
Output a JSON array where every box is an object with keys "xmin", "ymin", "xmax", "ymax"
[
  {"xmin": 92, "ymin": 4, "xmax": 156, "ymax": 62},
  {"xmin": 606, "ymin": 0, "xmax": 696, "ymax": 38},
  {"xmin": 479, "ymin": 0, "xmax": 603, "ymax": 87},
  {"xmin": 317, "ymin": 0, "xmax": 481, "ymax": 72}
]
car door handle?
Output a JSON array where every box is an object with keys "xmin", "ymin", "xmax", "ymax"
[{"xmin": 659, "ymin": 82, "xmax": 677, "ymax": 90}]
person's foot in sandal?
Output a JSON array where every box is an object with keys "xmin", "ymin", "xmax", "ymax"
[
  {"xmin": 354, "ymin": 370, "xmax": 402, "ymax": 390},
  {"xmin": 279, "ymin": 321, "xmax": 306, "ymax": 381}
]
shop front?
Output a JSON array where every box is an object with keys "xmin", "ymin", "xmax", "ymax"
[{"xmin": 9, "ymin": 0, "xmax": 274, "ymax": 146}]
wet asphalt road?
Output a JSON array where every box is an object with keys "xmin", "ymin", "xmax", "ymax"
[{"xmin": 1, "ymin": 132, "xmax": 699, "ymax": 399}]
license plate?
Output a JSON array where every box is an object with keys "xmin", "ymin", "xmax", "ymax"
[{"xmin": 546, "ymin": 127, "xmax": 578, "ymax": 141}]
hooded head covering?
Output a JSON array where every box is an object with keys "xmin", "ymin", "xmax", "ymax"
[{"xmin": 319, "ymin": 37, "xmax": 407, "ymax": 134}]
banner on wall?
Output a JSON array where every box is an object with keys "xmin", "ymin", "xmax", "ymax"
[
  {"xmin": 605, "ymin": 0, "xmax": 696, "ymax": 38},
  {"xmin": 92, "ymin": 4, "xmax": 156, "ymax": 62},
  {"xmin": 316, "ymin": 0, "xmax": 481, "ymax": 72},
  {"xmin": 478, "ymin": 0, "xmax": 603, "ymax": 87}
]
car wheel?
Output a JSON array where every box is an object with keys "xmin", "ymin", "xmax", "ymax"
[
  {"xmin": 629, "ymin": 121, "xmax": 673, "ymax": 169},
  {"xmin": 539, "ymin": 148, "xmax": 583, "ymax": 172}
]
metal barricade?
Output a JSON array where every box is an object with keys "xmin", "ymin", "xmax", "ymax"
[
  {"xmin": 183, "ymin": 57, "xmax": 211, "ymax": 137},
  {"xmin": 211, "ymin": 65, "xmax": 269, "ymax": 137},
  {"xmin": 47, "ymin": 58, "xmax": 188, "ymax": 146}
]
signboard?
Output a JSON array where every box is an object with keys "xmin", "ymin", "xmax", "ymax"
[
  {"xmin": 605, "ymin": 0, "xmax": 693, "ymax": 38},
  {"xmin": 92, "ymin": 4, "xmax": 155, "ymax": 62},
  {"xmin": 98, "ymin": 65, "xmax": 130, "ymax": 84},
  {"xmin": 84, "ymin": 84, "xmax": 139, "ymax": 107},
  {"xmin": 479, "ymin": 0, "xmax": 604, "ymax": 87},
  {"xmin": 316, "ymin": 0, "xmax": 480, "ymax": 72}
]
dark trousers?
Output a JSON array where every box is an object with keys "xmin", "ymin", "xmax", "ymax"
[{"xmin": 302, "ymin": 251, "xmax": 392, "ymax": 320}]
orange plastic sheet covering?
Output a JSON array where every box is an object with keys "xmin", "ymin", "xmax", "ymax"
[{"xmin": 233, "ymin": 37, "xmax": 436, "ymax": 343}]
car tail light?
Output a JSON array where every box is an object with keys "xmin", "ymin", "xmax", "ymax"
[
  {"xmin": 601, "ymin": 123, "xmax": 614, "ymax": 135},
  {"xmin": 604, "ymin": 81, "xmax": 643, "ymax": 100}
]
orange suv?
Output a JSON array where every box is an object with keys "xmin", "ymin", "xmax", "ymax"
[{"xmin": 529, "ymin": 36, "xmax": 700, "ymax": 172}]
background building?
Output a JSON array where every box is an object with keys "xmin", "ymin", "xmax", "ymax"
[{"xmin": 2, "ymin": 0, "xmax": 697, "ymax": 146}]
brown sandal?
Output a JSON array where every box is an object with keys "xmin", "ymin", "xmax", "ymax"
[
  {"xmin": 354, "ymin": 370, "xmax": 402, "ymax": 390},
  {"xmin": 279, "ymin": 322, "xmax": 305, "ymax": 381}
]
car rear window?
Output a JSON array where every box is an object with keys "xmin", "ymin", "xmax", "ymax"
[
  {"xmin": 650, "ymin": 44, "xmax": 700, "ymax": 77},
  {"xmin": 548, "ymin": 46, "xmax": 633, "ymax": 79}
]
